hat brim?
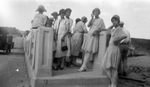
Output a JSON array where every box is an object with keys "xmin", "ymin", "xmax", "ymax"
[
  {"xmin": 51, "ymin": 13, "xmax": 59, "ymax": 16},
  {"xmin": 111, "ymin": 17, "xmax": 120, "ymax": 22},
  {"xmin": 36, "ymin": 8, "xmax": 47, "ymax": 12}
]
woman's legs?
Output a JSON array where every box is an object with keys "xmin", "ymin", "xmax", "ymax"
[
  {"xmin": 103, "ymin": 67, "xmax": 118, "ymax": 87},
  {"xmin": 103, "ymin": 67, "xmax": 112, "ymax": 86},
  {"xmin": 79, "ymin": 52, "xmax": 91, "ymax": 70},
  {"xmin": 56, "ymin": 57, "xmax": 64, "ymax": 70},
  {"xmin": 111, "ymin": 68, "xmax": 118, "ymax": 87},
  {"xmin": 105, "ymin": 68, "xmax": 112, "ymax": 82},
  {"xmin": 60, "ymin": 57, "xmax": 65, "ymax": 69},
  {"xmin": 71, "ymin": 55, "xmax": 78, "ymax": 65}
]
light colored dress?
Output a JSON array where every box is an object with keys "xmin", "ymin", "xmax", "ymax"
[
  {"xmin": 71, "ymin": 21, "xmax": 87, "ymax": 56},
  {"xmin": 66, "ymin": 18, "xmax": 73, "ymax": 33},
  {"xmin": 103, "ymin": 26, "xmax": 126, "ymax": 69},
  {"xmin": 32, "ymin": 13, "xmax": 47, "ymax": 28},
  {"xmin": 82, "ymin": 18, "xmax": 105, "ymax": 54},
  {"xmin": 65, "ymin": 18, "xmax": 73, "ymax": 57},
  {"xmin": 53, "ymin": 18, "xmax": 60, "ymax": 51},
  {"xmin": 55, "ymin": 19, "xmax": 68, "ymax": 58}
]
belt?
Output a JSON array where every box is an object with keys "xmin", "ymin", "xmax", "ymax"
[
  {"xmin": 32, "ymin": 27, "xmax": 38, "ymax": 29},
  {"xmin": 121, "ymin": 42, "xmax": 129, "ymax": 45}
]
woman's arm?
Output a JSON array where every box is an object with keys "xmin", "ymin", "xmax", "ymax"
[
  {"xmin": 114, "ymin": 36, "xmax": 127, "ymax": 46},
  {"xmin": 92, "ymin": 24, "xmax": 114, "ymax": 35},
  {"xmin": 97, "ymin": 25, "xmax": 114, "ymax": 32},
  {"xmin": 87, "ymin": 14, "xmax": 94, "ymax": 27},
  {"xmin": 107, "ymin": 25, "xmax": 114, "ymax": 30},
  {"xmin": 87, "ymin": 19, "xmax": 93, "ymax": 27},
  {"xmin": 83, "ymin": 24, "xmax": 88, "ymax": 33}
]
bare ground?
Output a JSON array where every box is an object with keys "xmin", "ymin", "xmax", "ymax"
[{"xmin": 0, "ymin": 37, "xmax": 30, "ymax": 87}]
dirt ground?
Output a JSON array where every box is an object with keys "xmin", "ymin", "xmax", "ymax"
[
  {"xmin": 122, "ymin": 56, "xmax": 150, "ymax": 87},
  {"xmin": 0, "ymin": 37, "xmax": 30, "ymax": 87},
  {"xmin": 0, "ymin": 36, "xmax": 149, "ymax": 87}
]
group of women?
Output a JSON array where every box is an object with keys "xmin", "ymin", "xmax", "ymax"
[{"xmin": 31, "ymin": 5, "xmax": 128, "ymax": 87}]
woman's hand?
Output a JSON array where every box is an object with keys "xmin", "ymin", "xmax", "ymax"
[
  {"xmin": 92, "ymin": 31, "xmax": 98, "ymax": 36},
  {"xmin": 91, "ymin": 13, "xmax": 94, "ymax": 19},
  {"xmin": 114, "ymin": 40, "xmax": 120, "ymax": 46}
]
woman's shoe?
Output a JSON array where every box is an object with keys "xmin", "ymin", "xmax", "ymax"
[
  {"xmin": 59, "ymin": 66, "xmax": 64, "ymax": 70},
  {"xmin": 66, "ymin": 62, "xmax": 71, "ymax": 67},
  {"xmin": 78, "ymin": 67, "xmax": 87, "ymax": 72},
  {"xmin": 53, "ymin": 66, "xmax": 58, "ymax": 70}
]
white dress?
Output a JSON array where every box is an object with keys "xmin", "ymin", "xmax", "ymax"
[
  {"xmin": 32, "ymin": 13, "xmax": 47, "ymax": 28},
  {"xmin": 55, "ymin": 19, "xmax": 69, "ymax": 58},
  {"xmin": 102, "ymin": 26, "xmax": 126, "ymax": 69},
  {"xmin": 71, "ymin": 21, "xmax": 87, "ymax": 56},
  {"xmin": 65, "ymin": 18, "xmax": 73, "ymax": 57},
  {"xmin": 82, "ymin": 18, "xmax": 105, "ymax": 54}
]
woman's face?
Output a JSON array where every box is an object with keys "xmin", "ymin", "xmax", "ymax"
[
  {"xmin": 84, "ymin": 19, "xmax": 87, "ymax": 23},
  {"xmin": 66, "ymin": 11, "xmax": 71, "ymax": 17},
  {"xmin": 60, "ymin": 13, "xmax": 65, "ymax": 18},
  {"xmin": 52, "ymin": 15, "xmax": 58, "ymax": 19},
  {"xmin": 93, "ymin": 10, "xmax": 100, "ymax": 16},
  {"xmin": 112, "ymin": 18, "xmax": 119, "ymax": 27}
]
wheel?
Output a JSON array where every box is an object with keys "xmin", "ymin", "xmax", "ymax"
[
  {"xmin": 12, "ymin": 42, "xmax": 14, "ymax": 48},
  {"xmin": 8, "ymin": 49, "xmax": 11, "ymax": 53},
  {"xmin": 10, "ymin": 42, "xmax": 14, "ymax": 48},
  {"xmin": 6, "ymin": 50, "xmax": 9, "ymax": 54},
  {"xmin": 5, "ymin": 45, "xmax": 9, "ymax": 54}
]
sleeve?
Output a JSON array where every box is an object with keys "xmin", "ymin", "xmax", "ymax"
[
  {"xmin": 113, "ymin": 28, "xmax": 127, "ymax": 41},
  {"xmin": 38, "ymin": 15, "xmax": 47, "ymax": 26},
  {"xmin": 98, "ymin": 19, "xmax": 106, "ymax": 30}
]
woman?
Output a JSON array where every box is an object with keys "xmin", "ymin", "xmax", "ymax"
[
  {"xmin": 45, "ymin": 16, "xmax": 54, "ymax": 27},
  {"xmin": 75, "ymin": 18, "xmax": 81, "ymax": 24},
  {"xmin": 102, "ymin": 15, "xmax": 127, "ymax": 87},
  {"xmin": 70, "ymin": 16, "xmax": 88, "ymax": 66},
  {"xmin": 51, "ymin": 11, "xmax": 59, "ymax": 41},
  {"xmin": 55, "ymin": 9, "xmax": 69, "ymax": 70},
  {"xmin": 32, "ymin": 5, "xmax": 47, "ymax": 29},
  {"xmin": 78, "ymin": 8, "xmax": 106, "ymax": 71},
  {"xmin": 72, "ymin": 18, "xmax": 81, "ymax": 33},
  {"xmin": 64, "ymin": 8, "xmax": 73, "ymax": 64}
]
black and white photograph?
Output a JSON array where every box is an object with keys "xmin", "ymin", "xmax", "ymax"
[{"xmin": 0, "ymin": 0, "xmax": 150, "ymax": 87}]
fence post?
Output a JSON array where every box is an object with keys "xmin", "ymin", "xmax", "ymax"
[
  {"xmin": 34, "ymin": 27, "xmax": 53, "ymax": 77},
  {"xmin": 93, "ymin": 31, "xmax": 109, "ymax": 75}
]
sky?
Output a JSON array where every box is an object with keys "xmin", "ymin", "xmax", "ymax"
[{"xmin": 0, "ymin": 0, "xmax": 150, "ymax": 39}]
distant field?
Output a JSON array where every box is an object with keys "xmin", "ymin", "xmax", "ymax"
[
  {"xmin": 131, "ymin": 38, "xmax": 150, "ymax": 50},
  {"xmin": 131, "ymin": 38, "xmax": 150, "ymax": 55}
]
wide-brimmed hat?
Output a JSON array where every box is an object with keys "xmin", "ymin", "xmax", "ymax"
[
  {"xmin": 51, "ymin": 11, "xmax": 59, "ymax": 16},
  {"xmin": 111, "ymin": 15, "xmax": 120, "ymax": 22},
  {"xmin": 36, "ymin": 5, "xmax": 47, "ymax": 12}
]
